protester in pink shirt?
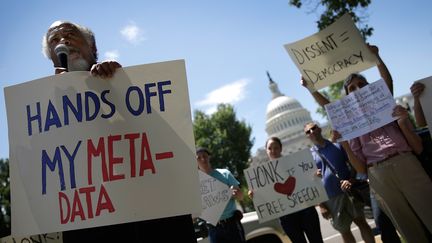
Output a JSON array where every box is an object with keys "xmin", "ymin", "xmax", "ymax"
[
  {"xmin": 343, "ymin": 46, "xmax": 432, "ymax": 243},
  {"xmin": 302, "ymin": 44, "xmax": 432, "ymax": 243}
]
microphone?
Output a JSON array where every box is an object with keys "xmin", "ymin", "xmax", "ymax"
[{"xmin": 54, "ymin": 44, "xmax": 69, "ymax": 70}]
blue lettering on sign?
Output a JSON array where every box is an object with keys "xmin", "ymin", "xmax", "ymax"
[
  {"xmin": 25, "ymin": 80, "xmax": 173, "ymax": 136},
  {"xmin": 41, "ymin": 141, "xmax": 81, "ymax": 195},
  {"xmin": 125, "ymin": 81, "xmax": 172, "ymax": 116}
]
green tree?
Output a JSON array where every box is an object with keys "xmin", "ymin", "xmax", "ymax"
[
  {"xmin": 289, "ymin": 0, "xmax": 373, "ymax": 117},
  {"xmin": 193, "ymin": 104, "xmax": 255, "ymax": 211},
  {"xmin": 0, "ymin": 158, "xmax": 10, "ymax": 238}
]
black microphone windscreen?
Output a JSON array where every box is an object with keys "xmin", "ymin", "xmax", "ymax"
[{"xmin": 54, "ymin": 44, "xmax": 69, "ymax": 69}]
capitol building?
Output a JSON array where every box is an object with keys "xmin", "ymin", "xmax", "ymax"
[{"xmin": 251, "ymin": 73, "xmax": 318, "ymax": 165}]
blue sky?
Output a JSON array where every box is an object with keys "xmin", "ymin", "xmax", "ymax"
[{"xmin": 1, "ymin": 0, "xmax": 431, "ymax": 159}]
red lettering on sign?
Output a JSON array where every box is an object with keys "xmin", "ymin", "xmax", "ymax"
[{"xmin": 58, "ymin": 185, "xmax": 115, "ymax": 224}]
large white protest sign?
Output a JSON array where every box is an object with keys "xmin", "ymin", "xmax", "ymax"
[
  {"xmin": 325, "ymin": 79, "xmax": 396, "ymax": 141},
  {"xmin": 0, "ymin": 233, "xmax": 62, "ymax": 243},
  {"xmin": 198, "ymin": 170, "xmax": 230, "ymax": 226},
  {"xmin": 284, "ymin": 13, "xmax": 377, "ymax": 90},
  {"xmin": 4, "ymin": 60, "xmax": 201, "ymax": 236},
  {"xmin": 244, "ymin": 149, "xmax": 327, "ymax": 223},
  {"xmin": 417, "ymin": 76, "xmax": 432, "ymax": 132}
]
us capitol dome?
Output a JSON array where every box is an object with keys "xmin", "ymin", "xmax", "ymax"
[{"xmin": 251, "ymin": 72, "xmax": 316, "ymax": 165}]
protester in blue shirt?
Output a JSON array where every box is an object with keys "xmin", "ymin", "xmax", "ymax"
[
  {"xmin": 196, "ymin": 147, "xmax": 246, "ymax": 243},
  {"xmin": 304, "ymin": 122, "xmax": 375, "ymax": 243}
]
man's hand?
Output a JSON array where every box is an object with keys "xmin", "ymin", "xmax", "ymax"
[
  {"xmin": 392, "ymin": 105, "xmax": 410, "ymax": 124},
  {"xmin": 300, "ymin": 76, "xmax": 316, "ymax": 93},
  {"xmin": 330, "ymin": 130, "xmax": 342, "ymax": 143},
  {"xmin": 340, "ymin": 180, "xmax": 352, "ymax": 192},
  {"xmin": 315, "ymin": 169, "xmax": 322, "ymax": 178},
  {"xmin": 90, "ymin": 61, "xmax": 122, "ymax": 79},
  {"xmin": 231, "ymin": 186, "xmax": 243, "ymax": 201},
  {"xmin": 367, "ymin": 44, "xmax": 379, "ymax": 56},
  {"xmin": 319, "ymin": 204, "xmax": 331, "ymax": 220},
  {"xmin": 411, "ymin": 82, "xmax": 425, "ymax": 99}
]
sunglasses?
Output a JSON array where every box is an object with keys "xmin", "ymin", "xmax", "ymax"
[{"xmin": 305, "ymin": 125, "xmax": 318, "ymax": 135}]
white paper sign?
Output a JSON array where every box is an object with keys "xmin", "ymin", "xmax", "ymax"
[
  {"xmin": 417, "ymin": 76, "xmax": 432, "ymax": 132},
  {"xmin": 0, "ymin": 232, "xmax": 62, "ymax": 243},
  {"xmin": 4, "ymin": 60, "xmax": 201, "ymax": 236},
  {"xmin": 284, "ymin": 13, "xmax": 378, "ymax": 90},
  {"xmin": 325, "ymin": 79, "xmax": 397, "ymax": 141},
  {"xmin": 244, "ymin": 149, "xmax": 328, "ymax": 223},
  {"xmin": 198, "ymin": 170, "xmax": 230, "ymax": 226}
]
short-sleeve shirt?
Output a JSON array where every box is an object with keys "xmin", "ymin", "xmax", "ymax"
[
  {"xmin": 209, "ymin": 168, "xmax": 240, "ymax": 221},
  {"xmin": 349, "ymin": 122, "xmax": 412, "ymax": 165},
  {"xmin": 311, "ymin": 140, "xmax": 351, "ymax": 198}
]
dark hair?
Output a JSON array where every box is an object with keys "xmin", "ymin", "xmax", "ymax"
[
  {"xmin": 265, "ymin": 137, "xmax": 282, "ymax": 149},
  {"xmin": 343, "ymin": 73, "xmax": 368, "ymax": 95},
  {"xmin": 196, "ymin": 147, "xmax": 211, "ymax": 155}
]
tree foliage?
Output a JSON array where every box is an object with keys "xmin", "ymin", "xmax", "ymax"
[
  {"xmin": 289, "ymin": 0, "xmax": 373, "ymax": 37},
  {"xmin": 0, "ymin": 158, "xmax": 10, "ymax": 238},
  {"xmin": 193, "ymin": 104, "xmax": 255, "ymax": 211},
  {"xmin": 193, "ymin": 104, "xmax": 254, "ymax": 182},
  {"xmin": 289, "ymin": 0, "xmax": 373, "ymax": 118}
]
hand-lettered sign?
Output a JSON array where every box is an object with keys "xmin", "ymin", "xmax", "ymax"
[
  {"xmin": 284, "ymin": 13, "xmax": 378, "ymax": 90},
  {"xmin": 4, "ymin": 60, "xmax": 201, "ymax": 236},
  {"xmin": 198, "ymin": 170, "xmax": 230, "ymax": 226},
  {"xmin": 417, "ymin": 76, "xmax": 432, "ymax": 132},
  {"xmin": 244, "ymin": 149, "xmax": 328, "ymax": 223},
  {"xmin": 325, "ymin": 79, "xmax": 397, "ymax": 141},
  {"xmin": 0, "ymin": 232, "xmax": 62, "ymax": 243}
]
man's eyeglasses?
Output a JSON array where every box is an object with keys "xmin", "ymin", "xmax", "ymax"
[{"xmin": 305, "ymin": 125, "xmax": 318, "ymax": 135}]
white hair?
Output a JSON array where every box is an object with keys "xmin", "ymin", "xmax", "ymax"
[{"xmin": 41, "ymin": 21, "xmax": 98, "ymax": 60}]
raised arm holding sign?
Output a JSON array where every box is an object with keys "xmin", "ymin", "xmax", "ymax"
[
  {"xmin": 300, "ymin": 42, "xmax": 432, "ymax": 242},
  {"xmin": 284, "ymin": 13, "xmax": 378, "ymax": 90},
  {"xmin": 411, "ymin": 76, "xmax": 432, "ymax": 129}
]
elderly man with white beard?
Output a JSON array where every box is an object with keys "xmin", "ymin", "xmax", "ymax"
[
  {"xmin": 40, "ymin": 20, "xmax": 196, "ymax": 243},
  {"xmin": 42, "ymin": 20, "xmax": 121, "ymax": 76}
]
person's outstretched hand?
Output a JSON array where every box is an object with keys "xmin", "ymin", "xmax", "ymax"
[
  {"xmin": 367, "ymin": 43, "xmax": 379, "ymax": 56},
  {"xmin": 410, "ymin": 82, "xmax": 425, "ymax": 99},
  {"xmin": 330, "ymin": 130, "xmax": 342, "ymax": 143},
  {"xmin": 91, "ymin": 61, "xmax": 122, "ymax": 79},
  {"xmin": 392, "ymin": 105, "xmax": 410, "ymax": 125},
  {"xmin": 300, "ymin": 76, "xmax": 316, "ymax": 93}
]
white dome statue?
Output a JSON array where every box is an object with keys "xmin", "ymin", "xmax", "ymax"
[
  {"xmin": 265, "ymin": 72, "xmax": 313, "ymax": 142},
  {"xmin": 250, "ymin": 72, "xmax": 317, "ymax": 165}
]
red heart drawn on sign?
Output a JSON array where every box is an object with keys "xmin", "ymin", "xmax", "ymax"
[{"xmin": 273, "ymin": 176, "xmax": 296, "ymax": 196}]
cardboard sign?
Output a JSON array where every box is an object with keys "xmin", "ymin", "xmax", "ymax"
[
  {"xmin": 417, "ymin": 76, "xmax": 432, "ymax": 131},
  {"xmin": 4, "ymin": 60, "xmax": 201, "ymax": 236},
  {"xmin": 325, "ymin": 79, "xmax": 396, "ymax": 141},
  {"xmin": 0, "ymin": 233, "xmax": 62, "ymax": 243},
  {"xmin": 284, "ymin": 13, "xmax": 378, "ymax": 90},
  {"xmin": 198, "ymin": 170, "xmax": 230, "ymax": 225},
  {"xmin": 244, "ymin": 149, "xmax": 328, "ymax": 223}
]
